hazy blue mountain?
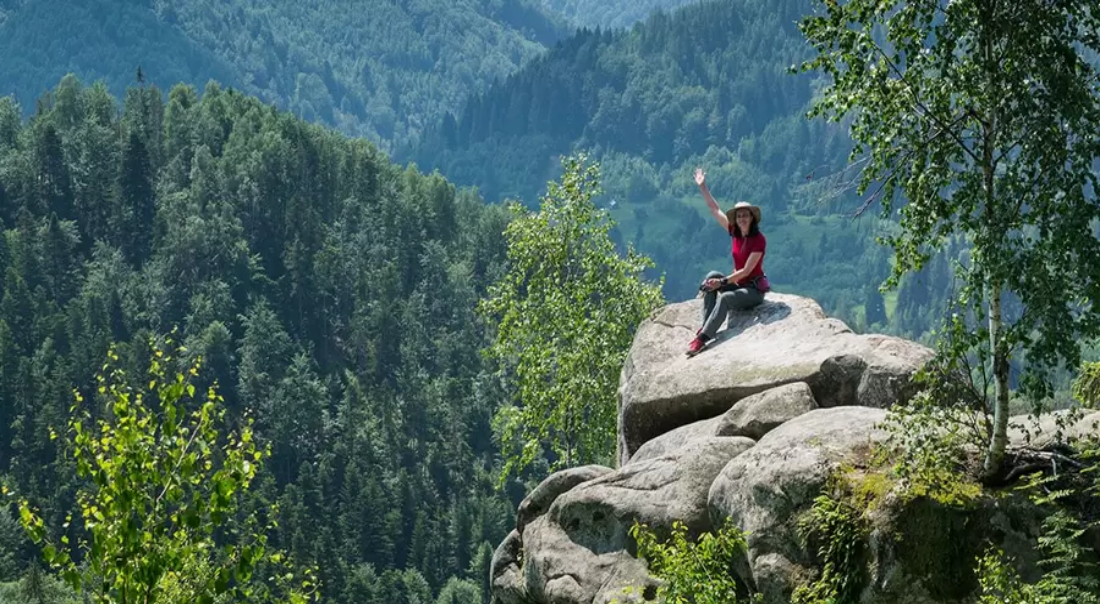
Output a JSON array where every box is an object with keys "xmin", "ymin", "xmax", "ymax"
[
  {"xmin": 0, "ymin": 0, "xmax": 567, "ymax": 149},
  {"xmin": 541, "ymin": 0, "xmax": 702, "ymax": 29}
]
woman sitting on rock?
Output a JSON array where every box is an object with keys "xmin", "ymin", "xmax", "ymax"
[{"xmin": 687, "ymin": 167, "xmax": 770, "ymax": 357}]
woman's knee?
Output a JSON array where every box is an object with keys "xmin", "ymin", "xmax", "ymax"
[{"xmin": 705, "ymin": 270, "xmax": 724, "ymax": 279}]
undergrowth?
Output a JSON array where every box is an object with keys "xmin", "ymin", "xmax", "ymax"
[
  {"xmin": 628, "ymin": 519, "xmax": 752, "ymax": 604},
  {"xmin": 791, "ymin": 469, "xmax": 884, "ymax": 604},
  {"xmin": 977, "ymin": 433, "xmax": 1100, "ymax": 604}
]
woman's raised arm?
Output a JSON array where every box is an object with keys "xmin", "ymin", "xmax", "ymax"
[{"xmin": 695, "ymin": 168, "xmax": 729, "ymax": 231}]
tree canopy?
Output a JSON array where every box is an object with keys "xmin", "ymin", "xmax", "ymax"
[
  {"xmin": 480, "ymin": 156, "xmax": 663, "ymax": 479},
  {"xmin": 0, "ymin": 76, "xmax": 518, "ymax": 604},
  {"xmin": 0, "ymin": 0, "xmax": 566, "ymax": 149},
  {"xmin": 799, "ymin": 0, "xmax": 1100, "ymax": 478}
]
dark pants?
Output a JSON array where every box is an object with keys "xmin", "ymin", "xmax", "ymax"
[{"xmin": 700, "ymin": 270, "xmax": 764, "ymax": 338}]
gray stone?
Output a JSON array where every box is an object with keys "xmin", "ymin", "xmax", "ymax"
[
  {"xmin": 709, "ymin": 406, "xmax": 888, "ymax": 576},
  {"xmin": 490, "ymin": 530, "xmax": 527, "ymax": 604},
  {"xmin": 629, "ymin": 382, "xmax": 819, "ymax": 464},
  {"xmin": 508, "ymin": 437, "xmax": 754, "ymax": 604},
  {"xmin": 708, "ymin": 407, "xmax": 1045, "ymax": 604},
  {"xmin": 617, "ymin": 294, "xmax": 932, "ymax": 465},
  {"xmin": 1008, "ymin": 410, "xmax": 1100, "ymax": 450},
  {"xmin": 559, "ymin": 437, "xmax": 755, "ymax": 542},
  {"xmin": 521, "ymin": 514, "xmax": 654, "ymax": 604},
  {"xmin": 518, "ymin": 465, "xmax": 614, "ymax": 533},
  {"xmin": 629, "ymin": 415, "xmax": 723, "ymax": 463},
  {"xmin": 752, "ymin": 553, "xmax": 813, "ymax": 604},
  {"xmin": 716, "ymin": 382, "xmax": 818, "ymax": 440}
]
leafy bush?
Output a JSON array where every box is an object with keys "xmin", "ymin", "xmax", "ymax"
[
  {"xmin": 791, "ymin": 475, "xmax": 869, "ymax": 604},
  {"xmin": 629, "ymin": 519, "xmax": 750, "ymax": 604},
  {"xmin": 17, "ymin": 336, "xmax": 316, "ymax": 604}
]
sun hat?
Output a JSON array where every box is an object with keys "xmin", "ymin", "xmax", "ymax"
[{"xmin": 725, "ymin": 201, "xmax": 762, "ymax": 226}]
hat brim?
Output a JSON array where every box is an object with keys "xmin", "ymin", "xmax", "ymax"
[{"xmin": 726, "ymin": 206, "xmax": 762, "ymax": 226}]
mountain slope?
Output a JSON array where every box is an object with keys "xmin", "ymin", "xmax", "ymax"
[
  {"xmin": 0, "ymin": 0, "xmax": 567, "ymax": 148},
  {"xmin": 0, "ymin": 0, "xmax": 240, "ymax": 106},
  {"xmin": 0, "ymin": 75, "xmax": 518, "ymax": 603},
  {"xmin": 409, "ymin": 0, "xmax": 947, "ymax": 337},
  {"xmin": 413, "ymin": 0, "xmax": 830, "ymax": 195},
  {"xmin": 541, "ymin": 0, "xmax": 702, "ymax": 29}
]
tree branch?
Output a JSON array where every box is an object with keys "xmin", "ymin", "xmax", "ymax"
[
  {"xmin": 1004, "ymin": 447, "xmax": 1088, "ymax": 483},
  {"xmin": 872, "ymin": 45, "xmax": 984, "ymax": 165}
]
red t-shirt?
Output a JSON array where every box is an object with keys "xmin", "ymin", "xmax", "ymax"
[{"xmin": 730, "ymin": 231, "xmax": 766, "ymax": 285}]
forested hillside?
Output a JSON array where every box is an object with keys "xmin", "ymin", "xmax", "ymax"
[
  {"xmin": 409, "ymin": 0, "xmax": 952, "ymax": 338},
  {"xmin": 0, "ymin": 76, "xmax": 519, "ymax": 604},
  {"xmin": 0, "ymin": 0, "xmax": 566, "ymax": 149},
  {"xmin": 539, "ymin": 0, "xmax": 700, "ymax": 29}
]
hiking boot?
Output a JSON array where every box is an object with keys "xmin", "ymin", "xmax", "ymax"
[{"xmin": 686, "ymin": 336, "xmax": 708, "ymax": 357}]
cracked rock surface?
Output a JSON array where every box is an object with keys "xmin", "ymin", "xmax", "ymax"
[{"xmin": 495, "ymin": 437, "xmax": 754, "ymax": 604}]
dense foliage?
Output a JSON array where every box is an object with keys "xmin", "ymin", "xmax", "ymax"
[
  {"xmin": 408, "ymin": 0, "xmax": 953, "ymax": 339},
  {"xmin": 800, "ymin": 0, "xmax": 1100, "ymax": 477},
  {"xmin": 0, "ymin": 76, "xmax": 517, "ymax": 604},
  {"xmin": 630, "ymin": 519, "xmax": 749, "ymax": 604},
  {"xmin": 480, "ymin": 156, "xmax": 663, "ymax": 480},
  {"xmin": 0, "ymin": 0, "xmax": 566, "ymax": 150},
  {"xmin": 19, "ymin": 339, "xmax": 315, "ymax": 604},
  {"xmin": 539, "ymin": 0, "xmax": 700, "ymax": 29}
]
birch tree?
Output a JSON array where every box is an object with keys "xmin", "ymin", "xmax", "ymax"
[{"xmin": 800, "ymin": 0, "xmax": 1100, "ymax": 478}]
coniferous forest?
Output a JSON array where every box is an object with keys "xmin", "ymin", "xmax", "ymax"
[
  {"xmin": 538, "ymin": 0, "xmax": 700, "ymax": 29},
  {"xmin": 0, "ymin": 0, "xmax": 566, "ymax": 150},
  {"xmin": 0, "ymin": 77, "xmax": 520, "ymax": 603},
  {"xmin": 407, "ymin": 0, "xmax": 960, "ymax": 339},
  {"xmin": 2, "ymin": 0, "xmax": 1100, "ymax": 602},
  {"xmin": 0, "ymin": 0, "xmax": 964, "ymax": 340}
]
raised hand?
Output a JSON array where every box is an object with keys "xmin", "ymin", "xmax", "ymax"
[{"xmin": 694, "ymin": 167, "xmax": 706, "ymax": 187}]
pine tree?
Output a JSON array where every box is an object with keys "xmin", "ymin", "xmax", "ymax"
[
  {"xmin": 31, "ymin": 124, "xmax": 72, "ymax": 220},
  {"xmin": 118, "ymin": 130, "xmax": 154, "ymax": 267}
]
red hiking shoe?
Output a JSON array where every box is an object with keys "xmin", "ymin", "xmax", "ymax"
[{"xmin": 686, "ymin": 336, "xmax": 708, "ymax": 357}]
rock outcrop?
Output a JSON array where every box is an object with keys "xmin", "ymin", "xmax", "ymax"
[
  {"xmin": 1008, "ymin": 410, "xmax": 1100, "ymax": 449},
  {"xmin": 495, "ymin": 437, "xmax": 755, "ymax": 604},
  {"xmin": 490, "ymin": 293, "xmax": 1090, "ymax": 604},
  {"xmin": 630, "ymin": 381, "xmax": 817, "ymax": 463},
  {"xmin": 617, "ymin": 294, "xmax": 933, "ymax": 465},
  {"xmin": 709, "ymin": 407, "xmax": 1044, "ymax": 602},
  {"xmin": 708, "ymin": 407, "xmax": 890, "ymax": 586}
]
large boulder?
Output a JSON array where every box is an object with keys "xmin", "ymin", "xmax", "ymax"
[
  {"xmin": 716, "ymin": 381, "xmax": 818, "ymax": 440},
  {"xmin": 521, "ymin": 514, "xmax": 654, "ymax": 604},
  {"xmin": 488, "ymin": 293, "xmax": 1071, "ymax": 604},
  {"xmin": 492, "ymin": 437, "xmax": 755, "ymax": 604},
  {"xmin": 709, "ymin": 407, "xmax": 889, "ymax": 579},
  {"xmin": 1009, "ymin": 410, "xmax": 1100, "ymax": 449},
  {"xmin": 629, "ymin": 382, "xmax": 818, "ymax": 463},
  {"xmin": 559, "ymin": 437, "xmax": 755, "ymax": 540},
  {"xmin": 708, "ymin": 407, "xmax": 1043, "ymax": 604},
  {"xmin": 518, "ymin": 465, "xmax": 614, "ymax": 533},
  {"xmin": 491, "ymin": 529, "xmax": 527, "ymax": 604},
  {"xmin": 618, "ymin": 294, "xmax": 933, "ymax": 464},
  {"xmin": 630, "ymin": 415, "xmax": 724, "ymax": 463}
]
